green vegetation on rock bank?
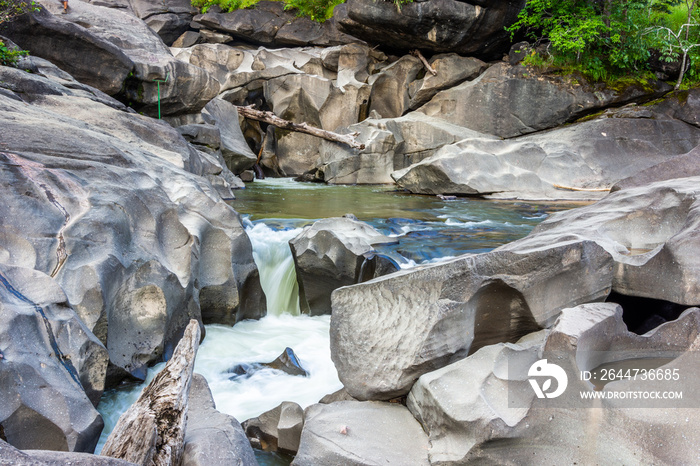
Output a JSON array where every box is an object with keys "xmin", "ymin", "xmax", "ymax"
[{"xmin": 508, "ymin": 0, "xmax": 700, "ymax": 88}]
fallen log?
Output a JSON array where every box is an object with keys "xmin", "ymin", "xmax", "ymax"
[
  {"xmin": 101, "ymin": 320, "xmax": 201, "ymax": 466},
  {"xmin": 236, "ymin": 105, "xmax": 365, "ymax": 151},
  {"xmin": 553, "ymin": 183, "xmax": 611, "ymax": 192},
  {"xmin": 410, "ymin": 50, "xmax": 437, "ymax": 76}
]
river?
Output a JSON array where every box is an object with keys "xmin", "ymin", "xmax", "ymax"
[{"xmin": 95, "ymin": 179, "xmax": 579, "ymax": 463}]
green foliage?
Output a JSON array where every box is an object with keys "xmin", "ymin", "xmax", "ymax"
[
  {"xmin": 0, "ymin": 39, "xmax": 28, "ymax": 67},
  {"xmin": 192, "ymin": 0, "xmax": 345, "ymax": 21},
  {"xmin": 0, "ymin": 0, "xmax": 39, "ymax": 25},
  {"xmin": 507, "ymin": 0, "xmax": 700, "ymax": 86}
]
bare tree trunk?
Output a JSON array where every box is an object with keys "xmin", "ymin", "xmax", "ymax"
[
  {"xmin": 101, "ymin": 320, "xmax": 201, "ymax": 466},
  {"xmin": 236, "ymin": 106, "xmax": 365, "ymax": 151},
  {"xmin": 676, "ymin": 52, "xmax": 688, "ymax": 90}
]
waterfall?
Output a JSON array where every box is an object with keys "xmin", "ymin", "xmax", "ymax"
[{"xmin": 244, "ymin": 220, "xmax": 303, "ymax": 316}]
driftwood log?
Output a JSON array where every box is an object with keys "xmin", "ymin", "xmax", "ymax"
[
  {"xmin": 553, "ymin": 183, "xmax": 611, "ymax": 192},
  {"xmin": 410, "ymin": 50, "xmax": 437, "ymax": 76},
  {"xmin": 236, "ymin": 105, "xmax": 366, "ymax": 151},
  {"xmin": 101, "ymin": 320, "xmax": 201, "ymax": 466}
]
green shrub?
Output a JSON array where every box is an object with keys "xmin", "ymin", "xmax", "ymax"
[{"xmin": 0, "ymin": 39, "xmax": 28, "ymax": 67}]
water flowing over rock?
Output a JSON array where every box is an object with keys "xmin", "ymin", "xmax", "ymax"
[
  {"xmin": 335, "ymin": 0, "xmax": 525, "ymax": 60},
  {"xmin": 4, "ymin": 0, "xmax": 219, "ymax": 116},
  {"xmin": 290, "ymin": 217, "xmax": 398, "ymax": 315},
  {"xmin": 292, "ymin": 401, "xmax": 430, "ymax": 466},
  {"xmin": 407, "ymin": 303, "xmax": 700, "ymax": 464}
]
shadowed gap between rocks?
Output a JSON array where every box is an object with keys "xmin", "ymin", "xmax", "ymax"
[
  {"xmin": 468, "ymin": 279, "xmax": 541, "ymax": 355},
  {"xmin": 606, "ymin": 291, "xmax": 696, "ymax": 335}
]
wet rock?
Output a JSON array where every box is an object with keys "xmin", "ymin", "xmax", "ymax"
[
  {"xmin": 335, "ymin": 0, "xmax": 524, "ymax": 60},
  {"xmin": 407, "ymin": 303, "xmax": 700, "ymax": 464},
  {"xmin": 356, "ymin": 252, "xmax": 400, "ymax": 283},
  {"xmin": 4, "ymin": 0, "xmax": 220, "ymax": 116},
  {"xmin": 263, "ymin": 347, "xmax": 310, "ymax": 377},
  {"xmin": 182, "ymin": 374, "xmax": 257, "ymax": 466},
  {"xmin": 393, "ymin": 111, "xmax": 700, "ymax": 200},
  {"xmin": 331, "ymin": 238, "xmax": 613, "ymax": 400},
  {"xmin": 418, "ymin": 62, "xmax": 673, "ymax": 138},
  {"xmin": 194, "ymin": 1, "xmax": 359, "ymax": 48},
  {"xmin": 290, "ymin": 217, "xmax": 398, "ymax": 315},
  {"xmin": 292, "ymin": 401, "xmax": 430, "ymax": 466},
  {"xmin": 242, "ymin": 401, "xmax": 305, "ymax": 454}
]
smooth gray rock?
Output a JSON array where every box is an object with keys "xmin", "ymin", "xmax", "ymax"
[
  {"xmin": 512, "ymin": 176, "xmax": 700, "ymax": 306},
  {"xmin": 408, "ymin": 54, "xmax": 488, "ymax": 110},
  {"xmin": 367, "ymin": 55, "xmax": 423, "ymax": 118},
  {"xmin": 316, "ymin": 112, "xmax": 491, "ymax": 184},
  {"xmin": 172, "ymin": 30, "xmax": 202, "ymax": 48},
  {"xmin": 242, "ymin": 401, "xmax": 304, "ymax": 454},
  {"xmin": 0, "ymin": 67, "xmax": 264, "ymax": 393},
  {"xmin": 290, "ymin": 217, "xmax": 398, "ymax": 315},
  {"xmin": 407, "ymin": 304, "xmax": 700, "ymax": 464},
  {"xmin": 0, "ymin": 439, "xmax": 137, "ymax": 465},
  {"xmin": 335, "ymin": 0, "xmax": 525, "ymax": 59},
  {"xmin": 331, "ymin": 237, "xmax": 613, "ymax": 400},
  {"xmin": 292, "ymin": 401, "xmax": 430, "ymax": 466},
  {"xmin": 182, "ymin": 374, "xmax": 257, "ymax": 466},
  {"xmin": 418, "ymin": 62, "xmax": 673, "ymax": 138},
  {"xmin": 5, "ymin": 0, "xmax": 219, "ymax": 115},
  {"xmin": 393, "ymin": 111, "xmax": 700, "ymax": 200},
  {"xmin": 202, "ymin": 98, "xmax": 257, "ymax": 174},
  {"xmin": 127, "ymin": 0, "xmax": 198, "ymax": 45}
]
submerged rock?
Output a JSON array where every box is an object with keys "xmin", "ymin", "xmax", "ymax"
[
  {"xmin": 290, "ymin": 216, "xmax": 398, "ymax": 315},
  {"xmin": 263, "ymin": 347, "xmax": 310, "ymax": 377}
]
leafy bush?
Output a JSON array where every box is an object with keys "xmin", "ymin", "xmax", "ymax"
[
  {"xmin": 1, "ymin": 0, "xmax": 39, "ymax": 24},
  {"xmin": 192, "ymin": 0, "xmax": 344, "ymax": 21},
  {"xmin": 0, "ymin": 39, "xmax": 28, "ymax": 67}
]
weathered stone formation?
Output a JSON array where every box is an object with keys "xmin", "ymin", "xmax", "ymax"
[
  {"xmin": 334, "ymin": 0, "xmax": 526, "ymax": 60},
  {"xmin": 182, "ymin": 374, "xmax": 258, "ymax": 466},
  {"xmin": 0, "ymin": 52, "xmax": 264, "ymax": 452},
  {"xmin": 3, "ymin": 0, "xmax": 220, "ymax": 116},
  {"xmin": 242, "ymin": 401, "xmax": 305, "ymax": 454},
  {"xmin": 331, "ymin": 175, "xmax": 700, "ymax": 400},
  {"xmin": 193, "ymin": 0, "xmax": 359, "ymax": 48},
  {"xmin": 289, "ymin": 216, "xmax": 398, "ymax": 315}
]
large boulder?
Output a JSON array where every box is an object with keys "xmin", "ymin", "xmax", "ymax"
[
  {"xmin": 290, "ymin": 216, "xmax": 398, "ymax": 315},
  {"xmin": 242, "ymin": 401, "xmax": 305, "ymax": 454},
  {"xmin": 194, "ymin": 1, "xmax": 359, "ymax": 48},
  {"xmin": 418, "ymin": 62, "xmax": 673, "ymax": 138},
  {"xmin": 511, "ymin": 175, "xmax": 700, "ymax": 306},
  {"xmin": 0, "ymin": 439, "xmax": 137, "ymax": 465},
  {"xmin": 182, "ymin": 374, "xmax": 257, "ymax": 466},
  {"xmin": 315, "ymin": 112, "xmax": 491, "ymax": 184},
  {"xmin": 407, "ymin": 303, "xmax": 700, "ymax": 464},
  {"xmin": 292, "ymin": 401, "xmax": 430, "ymax": 466},
  {"xmin": 393, "ymin": 108, "xmax": 700, "ymax": 200},
  {"xmin": 335, "ymin": 0, "xmax": 525, "ymax": 60},
  {"xmin": 0, "ymin": 61, "xmax": 264, "ymax": 451},
  {"xmin": 127, "ymin": 0, "xmax": 198, "ymax": 45},
  {"xmin": 202, "ymin": 98, "xmax": 258, "ymax": 174},
  {"xmin": 4, "ymin": 0, "xmax": 219, "ymax": 115},
  {"xmin": 331, "ymin": 237, "xmax": 612, "ymax": 400}
]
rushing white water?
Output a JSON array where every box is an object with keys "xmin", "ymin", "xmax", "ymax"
[
  {"xmin": 245, "ymin": 220, "xmax": 303, "ymax": 316},
  {"xmin": 95, "ymin": 221, "xmax": 341, "ymax": 454}
]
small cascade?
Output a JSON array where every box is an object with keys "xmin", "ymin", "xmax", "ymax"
[{"xmin": 244, "ymin": 220, "xmax": 303, "ymax": 316}]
